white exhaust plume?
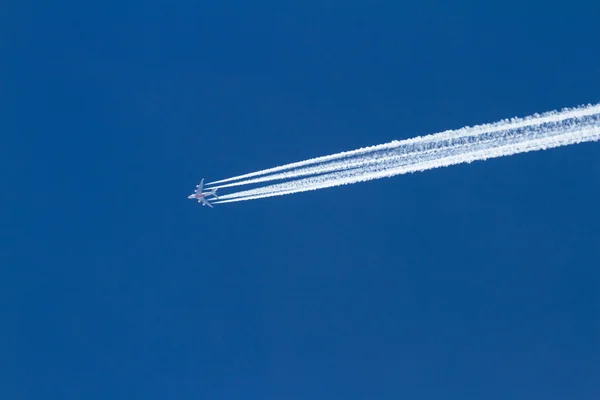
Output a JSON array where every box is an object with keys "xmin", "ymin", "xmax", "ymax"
[
  {"xmin": 206, "ymin": 147, "xmax": 438, "ymax": 190},
  {"xmin": 206, "ymin": 104, "xmax": 600, "ymax": 188},
  {"xmin": 207, "ymin": 103, "xmax": 600, "ymax": 204}
]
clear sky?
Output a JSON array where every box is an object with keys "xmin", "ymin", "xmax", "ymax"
[{"xmin": 2, "ymin": 1, "xmax": 600, "ymax": 399}]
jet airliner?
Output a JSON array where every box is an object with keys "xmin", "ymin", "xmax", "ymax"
[{"xmin": 188, "ymin": 179, "xmax": 218, "ymax": 208}]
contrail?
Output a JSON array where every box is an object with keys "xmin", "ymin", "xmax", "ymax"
[
  {"xmin": 204, "ymin": 144, "xmax": 465, "ymax": 190},
  {"xmin": 214, "ymin": 126, "xmax": 599, "ymax": 204},
  {"xmin": 206, "ymin": 104, "xmax": 600, "ymax": 188},
  {"xmin": 207, "ymin": 103, "xmax": 600, "ymax": 204}
]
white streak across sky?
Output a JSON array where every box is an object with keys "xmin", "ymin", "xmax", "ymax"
[{"xmin": 204, "ymin": 104, "xmax": 600, "ymax": 204}]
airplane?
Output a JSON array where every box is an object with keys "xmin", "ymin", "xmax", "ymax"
[{"xmin": 187, "ymin": 178, "xmax": 219, "ymax": 208}]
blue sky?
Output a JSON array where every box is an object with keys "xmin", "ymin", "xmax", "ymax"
[{"xmin": 2, "ymin": 1, "xmax": 599, "ymax": 398}]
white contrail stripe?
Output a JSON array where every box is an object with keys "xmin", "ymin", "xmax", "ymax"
[
  {"xmin": 213, "ymin": 127, "xmax": 600, "ymax": 204},
  {"xmin": 205, "ymin": 140, "xmax": 481, "ymax": 190},
  {"xmin": 208, "ymin": 105, "xmax": 600, "ymax": 191},
  {"xmin": 212, "ymin": 107, "xmax": 600, "ymax": 201},
  {"xmin": 206, "ymin": 104, "xmax": 600, "ymax": 186},
  {"xmin": 215, "ymin": 113, "xmax": 600, "ymax": 200}
]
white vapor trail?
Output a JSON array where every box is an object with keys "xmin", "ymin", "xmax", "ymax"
[
  {"xmin": 205, "ymin": 144, "xmax": 462, "ymax": 190},
  {"xmin": 206, "ymin": 104, "xmax": 600, "ymax": 188},
  {"xmin": 207, "ymin": 103, "xmax": 600, "ymax": 204}
]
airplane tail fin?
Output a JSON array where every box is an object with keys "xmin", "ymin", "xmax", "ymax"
[{"xmin": 211, "ymin": 188, "xmax": 219, "ymax": 199}]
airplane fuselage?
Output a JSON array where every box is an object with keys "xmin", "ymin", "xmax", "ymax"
[{"xmin": 188, "ymin": 179, "xmax": 218, "ymax": 207}]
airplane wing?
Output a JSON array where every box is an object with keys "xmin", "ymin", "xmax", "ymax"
[
  {"xmin": 195, "ymin": 178, "xmax": 204, "ymax": 194},
  {"xmin": 200, "ymin": 197, "xmax": 214, "ymax": 208}
]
